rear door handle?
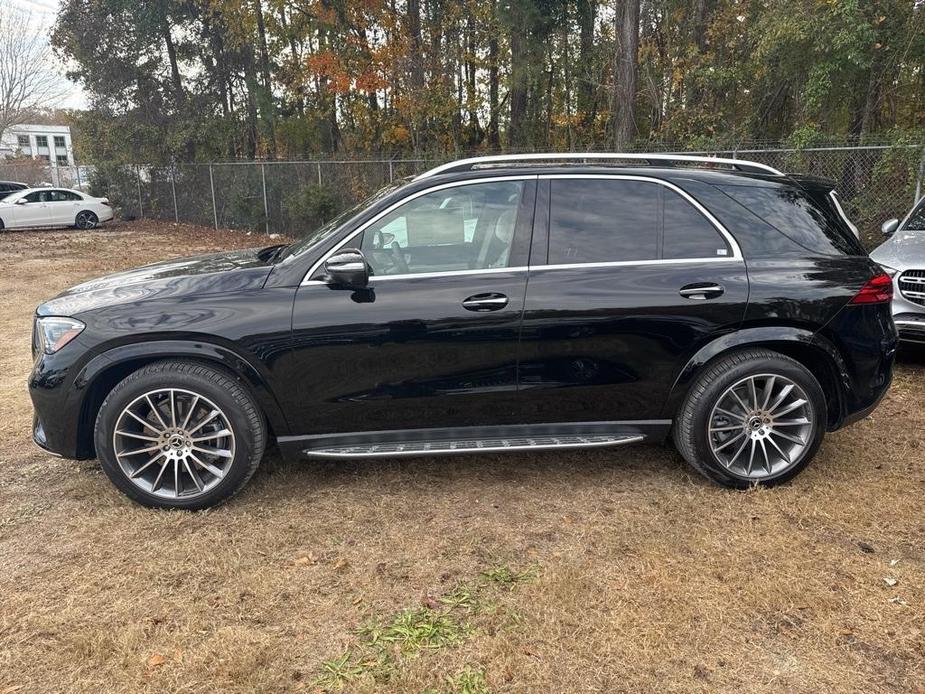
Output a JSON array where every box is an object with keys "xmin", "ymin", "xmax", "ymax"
[
  {"xmin": 679, "ymin": 283, "xmax": 725, "ymax": 300},
  {"xmin": 462, "ymin": 293, "xmax": 509, "ymax": 312}
]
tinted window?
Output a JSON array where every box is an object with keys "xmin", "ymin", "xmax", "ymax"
[
  {"xmin": 48, "ymin": 190, "xmax": 80, "ymax": 201},
  {"xmin": 548, "ymin": 179, "xmax": 728, "ymax": 264},
  {"xmin": 549, "ymin": 180, "xmax": 658, "ymax": 263},
  {"xmin": 663, "ymin": 189, "xmax": 730, "ymax": 259},
  {"xmin": 360, "ymin": 180, "xmax": 525, "ymax": 276},
  {"xmin": 903, "ymin": 199, "xmax": 925, "ymax": 231},
  {"xmin": 24, "ymin": 191, "xmax": 44, "ymax": 203},
  {"xmin": 719, "ymin": 184, "xmax": 861, "ymax": 255}
]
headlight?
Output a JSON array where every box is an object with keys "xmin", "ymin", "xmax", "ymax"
[
  {"xmin": 878, "ymin": 264, "xmax": 899, "ymax": 278},
  {"xmin": 34, "ymin": 316, "xmax": 85, "ymax": 354}
]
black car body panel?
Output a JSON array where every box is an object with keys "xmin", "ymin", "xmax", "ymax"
[{"xmin": 29, "ymin": 164, "xmax": 897, "ymax": 463}]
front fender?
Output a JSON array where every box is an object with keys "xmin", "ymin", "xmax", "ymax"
[
  {"xmin": 74, "ymin": 339, "xmax": 291, "ymax": 437},
  {"xmin": 662, "ymin": 327, "xmax": 851, "ymax": 424}
]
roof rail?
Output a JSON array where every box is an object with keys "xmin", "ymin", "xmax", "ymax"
[{"xmin": 413, "ymin": 152, "xmax": 784, "ymax": 180}]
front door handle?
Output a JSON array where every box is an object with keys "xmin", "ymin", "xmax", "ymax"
[
  {"xmin": 462, "ymin": 293, "xmax": 509, "ymax": 312},
  {"xmin": 679, "ymin": 283, "xmax": 725, "ymax": 300}
]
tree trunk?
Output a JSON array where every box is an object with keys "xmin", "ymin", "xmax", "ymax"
[
  {"xmin": 508, "ymin": 2, "xmax": 529, "ymax": 148},
  {"xmin": 576, "ymin": 0, "xmax": 596, "ymax": 129},
  {"xmin": 487, "ymin": 0, "xmax": 500, "ymax": 150},
  {"xmin": 613, "ymin": 0, "xmax": 640, "ymax": 148}
]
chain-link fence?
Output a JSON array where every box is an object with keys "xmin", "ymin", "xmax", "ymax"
[{"xmin": 2, "ymin": 144, "xmax": 923, "ymax": 248}]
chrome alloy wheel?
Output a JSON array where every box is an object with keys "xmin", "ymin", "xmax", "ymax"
[
  {"xmin": 112, "ymin": 388, "xmax": 236, "ymax": 499},
  {"xmin": 76, "ymin": 211, "xmax": 97, "ymax": 229},
  {"xmin": 707, "ymin": 374, "xmax": 814, "ymax": 479}
]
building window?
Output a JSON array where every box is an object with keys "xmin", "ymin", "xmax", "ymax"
[
  {"xmin": 35, "ymin": 135, "xmax": 48, "ymax": 148},
  {"xmin": 17, "ymin": 135, "xmax": 30, "ymax": 150},
  {"xmin": 56, "ymin": 154, "xmax": 69, "ymax": 166},
  {"xmin": 38, "ymin": 154, "xmax": 50, "ymax": 162},
  {"xmin": 54, "ymin": 135, "xmax": 66, "ymax": 148}
]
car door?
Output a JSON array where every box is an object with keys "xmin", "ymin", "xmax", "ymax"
[
  {"xmin": 9, "ymin": 191, "xmax": 50, "ymax": 228},
  {"xmin": 516, "ymin": 175, "xmax": 749, "ymax": 423},
  {"xmin": 42, "ymin": 190, "xmax": 71, "ymax": 225},
  {"xmin": 285, "ymin": 177, "xmax": 536, "ymax": 436}
]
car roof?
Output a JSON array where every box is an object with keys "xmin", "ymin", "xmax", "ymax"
[{"xmin": 14, "ymin": 187, "xmax": 84, "ymax": 195}]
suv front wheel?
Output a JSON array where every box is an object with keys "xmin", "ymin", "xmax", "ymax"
[
  {"xmin": 673, "ymin": 349, "xmax": 826, "ymax": 488},
  {"xmin": 94, "ymin": 360, "xmax": 266, "ymax": 509}
]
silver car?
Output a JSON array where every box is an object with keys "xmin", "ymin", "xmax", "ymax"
[{"xmin": 870, "ymin": 197, "xmax": 925, "ymax": 342}]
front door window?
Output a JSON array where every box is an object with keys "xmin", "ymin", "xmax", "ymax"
[{"xmin": 359, "ymin": 180, "xmax": 525, "ymax": 276}]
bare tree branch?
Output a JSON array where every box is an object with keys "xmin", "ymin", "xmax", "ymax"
[{"xmin": 0, "ymin": 6, "xmax": 67, "ymax": 134}]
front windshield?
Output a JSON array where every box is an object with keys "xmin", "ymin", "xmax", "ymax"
[
  {"xmin": 902, "ymin": 198, "xmax": 925, "ymax": 231},
  {"xmin": 282, "ymin": 180, "xmax": 406, "ymax": 259}
]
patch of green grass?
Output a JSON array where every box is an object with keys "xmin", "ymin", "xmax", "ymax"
[
  {"xmin": 313, "ymin": 651, "xmax": 366, "ymax": 690},
  {"xmin": 313, "ymin": 565, "xmax": 535, "ymax": 690},
  {"xmin": 439, "ymin": 584, "xmax": 479, "ymax": 611},
  {"xmin": 448, "ymin": 664, "xmax": 491, "ymax": 694},
  {"xmin": 363, "ymin": 607, "xmax": 469, "ymax": 653},
  {"xmin": 480, "ymin": 564, "xmax": 536, "ymax": 590}
]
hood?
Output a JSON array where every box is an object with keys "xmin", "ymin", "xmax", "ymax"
[
  {"xmin": 869, "ymin": 230, "xmax": 925, "ymax": 271},
  {"xmin": 38, "ymin": 247, "xmax": 275, "ymax": 317}
]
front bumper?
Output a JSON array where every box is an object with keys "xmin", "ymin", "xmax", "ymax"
[
  {"xmin": 893, "ymin": 313, "xmax": 925, "ymax": 343},
  {"xmin": 28, "ymin": 337, "xmax": 95, "ymax": 460}
]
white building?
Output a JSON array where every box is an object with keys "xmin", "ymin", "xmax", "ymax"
[{"xmin": 0, "ymin": 124, "xmax": 76, "ymax": 167}]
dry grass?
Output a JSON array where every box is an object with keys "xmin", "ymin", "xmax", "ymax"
[{"xmin": 0, "ymin": 221, "xmax": 923, "ymax": 693}]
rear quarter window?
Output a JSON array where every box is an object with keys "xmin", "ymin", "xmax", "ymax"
[{"xmin": 718, "ymin": 184, "xmax": 865, "ymax": 256}]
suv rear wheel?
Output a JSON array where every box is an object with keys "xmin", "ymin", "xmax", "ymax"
[
  {"xmin": 673, "ymin": 349, "xmax": 826, "ymax": 488},
  {"xmin": 94, "ymin": 360, "xmax": 266, "ymax": 509}
]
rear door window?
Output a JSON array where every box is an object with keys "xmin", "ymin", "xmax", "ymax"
[
  {"xmin": 662, "ymin": 189, "xmax": 731, "ymax": 259},
  {"xmin": 547, "ymin": 178, "xmax": 730, "ymax": 264},
  {"xmin": 548, "ymin": 179, "xmax": 657, "ymax": 263}
]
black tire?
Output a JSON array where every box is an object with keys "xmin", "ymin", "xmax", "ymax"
[
  {"xmin": 75, "ymin": 210, "xmax": 98, "ymax": 229},
  {"xmin": 672, "ymin": 348, "xmax": 826, "ymax": 488},
  {"xmin": 94, "ymin": 360, "xmax": 266, "ymax": 510}
]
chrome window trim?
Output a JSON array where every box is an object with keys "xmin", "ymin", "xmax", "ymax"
[
  {"xmin": 540, "ymin": 173, "xmax": 743, "ymax": 262},
  {"xmin": 530, "ymin": 257, "xmax": 740, "ymax": 273},
  {"xmin": 829, "ymin": 190, "xmax": 859, "ymax": 238},
  {"xmin": 301, "ymin": 175, "xmax": 536, "ymax": 285},
  {"xmin": 301, "ymin": 266, "xmax": 530, "ymax": 286},
  {"xmin": 300, "ymin": 172, "xmax": 744, "ymax": 287}
]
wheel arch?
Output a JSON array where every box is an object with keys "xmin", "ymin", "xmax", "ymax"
[
  {"xmin": 665, "ymin": 327, "xmax": 850, "ymax": 430},
  {"xmin": 72, "ymin": 340, "xmax": 289, "ymax": 458}
]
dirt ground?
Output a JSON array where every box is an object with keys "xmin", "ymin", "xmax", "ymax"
[{"xmin": 0, "ymin": 220, "xmax": 922, "ymax": 694}]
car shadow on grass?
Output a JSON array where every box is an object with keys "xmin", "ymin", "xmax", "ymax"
[{"xmin": 242, "ymin": 439, "xmax": 697, "ymax": 507}]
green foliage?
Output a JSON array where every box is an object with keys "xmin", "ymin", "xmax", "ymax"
[
  {"xmin": 283, "ymin": 184, "xmax": 342, "ymax": 235},
  {"xmin": 448, "ymin": 664, "xmax": 491, "ymax": 694},
  {"xmin": 52, "ymin": 0, "xmax": 925, "ymax": 162},
  {"xmin": 361, "ymin": 608, "xmax": 470, "ymax": 653},
  {"xmin": 480, "ymin": 565, "xmax": 537, "ymax": 589},
  {"xmin": 311, "ymin": 564, "xmax": 535, "ymax": 691}
]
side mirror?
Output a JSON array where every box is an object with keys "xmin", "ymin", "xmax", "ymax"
[
  {"xmin": 324, "ymin": 248, "xmax": 369, "ymax": 288},
  {"xmin": 881, "ymin": 218, "xmax": 900, "ymax": 236},
  {"xmin": 14, "ymin": 198, "xmax": 26, "ymax": 205}
]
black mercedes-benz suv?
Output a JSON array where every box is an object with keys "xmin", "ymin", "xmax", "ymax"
[{"xmin": 29, "ymin": 153, "xmax": 897, "ymax": 509}]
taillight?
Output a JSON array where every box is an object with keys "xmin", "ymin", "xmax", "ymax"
[{"xmin": 850, "ymin": 273, "xmax": 893, "ymax": 305}]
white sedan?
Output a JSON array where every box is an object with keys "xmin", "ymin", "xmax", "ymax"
[{"xmin": 0, "ymin": 187, "xmax": 114, "ymax": 230}]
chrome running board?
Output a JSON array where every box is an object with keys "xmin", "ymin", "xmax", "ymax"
[{"xmin": 303, "ymin": 434, "xmax": 645, "ymax": 459}]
